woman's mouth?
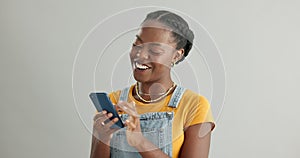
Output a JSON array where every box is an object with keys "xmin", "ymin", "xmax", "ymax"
[{"xmin": 134, "ymin": 62, "xmax": 151, "ymax": 70}]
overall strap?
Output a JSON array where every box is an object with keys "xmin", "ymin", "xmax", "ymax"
[
  {"xmin": 119, "ymin": 87, "xmax": 130, "ymax": 102},
  {"xmin": 168, "ymin": 86, "xmax": 186, "ymax": 108}
]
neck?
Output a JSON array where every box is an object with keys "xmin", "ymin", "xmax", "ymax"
[{"xmin": 137, "ymin": 80, "xmax": 174, "ymax": 95}]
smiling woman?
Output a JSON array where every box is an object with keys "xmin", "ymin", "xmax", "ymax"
[{"xmin": 90, "ymin": 10, "xmax": 215, "ymax": 158}]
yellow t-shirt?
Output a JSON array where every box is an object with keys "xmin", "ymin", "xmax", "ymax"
[{"xmin": 109, "ymin": 85, "xmax": 215, "ymax": 158}]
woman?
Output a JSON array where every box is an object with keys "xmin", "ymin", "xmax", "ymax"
[{"xmin": 90, "ymin": 10, "xmax": 215, "ymax": 158}]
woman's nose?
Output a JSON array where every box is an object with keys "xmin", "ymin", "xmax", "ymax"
[{"xmin": 137, "ymin": 48, "xmax": 149, "ymax": 59}]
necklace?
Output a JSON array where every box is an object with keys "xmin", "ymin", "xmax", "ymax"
[
  {"xmin": 135, "ymin": 82, "xmax": 176, "ymax": 103},
  {"xmin": 138, "ymin": 90, "xmax": 166, "ymax": 96}
]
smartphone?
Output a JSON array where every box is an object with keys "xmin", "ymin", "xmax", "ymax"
[{"xmin": 89, "ymin": 92, "xmax": 124, "ymax": 128}]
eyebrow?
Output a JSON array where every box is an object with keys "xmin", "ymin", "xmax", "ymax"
[{"xmin": 135, "ymin": 35, "xmax": 143, "ymax": 42}]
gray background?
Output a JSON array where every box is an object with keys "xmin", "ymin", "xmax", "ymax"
[{"xmin": 1, "ymin": 0, "xmax": 299, "ymax": 158}]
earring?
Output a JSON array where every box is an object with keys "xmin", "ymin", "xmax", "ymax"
[{"xmin": 171, "ymin": 61, "xmax": 175, "ymax": 67}]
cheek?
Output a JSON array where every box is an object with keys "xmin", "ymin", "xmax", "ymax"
[
  {"xmin": 129, "ymin": 50, "xmax": 136, "ymax": 60},
  {"xmin": 152, "ymin": 55, "xmax": 172, "ymax": 67}
]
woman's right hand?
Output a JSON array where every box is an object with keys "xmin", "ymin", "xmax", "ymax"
[{"xmin": 92, "ymin": 110, "xmax": 119, "ymax": 144}]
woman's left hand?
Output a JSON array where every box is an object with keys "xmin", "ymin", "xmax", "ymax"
[{"xmin": 117, "ymin": 101, "xmax": 144, "ymax": 147}]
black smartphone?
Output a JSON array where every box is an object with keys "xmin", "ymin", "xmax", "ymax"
[{"xmin": 89, "ymin": 92, "xmax": 124, "ymax": 128}]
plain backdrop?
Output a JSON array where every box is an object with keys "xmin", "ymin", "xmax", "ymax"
[{"xmin": 1, "ymin": 0, "xmax": 299, "ymax": 158}]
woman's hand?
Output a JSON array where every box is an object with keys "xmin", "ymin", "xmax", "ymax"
[
  {"xmin": 117, "ymin": 101, "xmax": 144, "ymax": 147},
  {"xmin": 92, "ymin": 110, "xmax": 119, "ymax": 144}
]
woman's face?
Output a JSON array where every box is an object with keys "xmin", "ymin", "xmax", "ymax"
[{"xmin": 130, "ymin": 21, "xmax": 182, "ymax": 83}]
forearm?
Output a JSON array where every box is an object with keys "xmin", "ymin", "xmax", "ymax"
[
  {"xmin": 90, "ymin": 136, "xmax": 110, "ymax": 158},
  {"xmin": 135, "ymin": 137, "xmax": 170, "ymax": 158}
]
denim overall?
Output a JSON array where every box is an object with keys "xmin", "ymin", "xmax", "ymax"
[{"xmin": 110, "ymin": 86, "xmax": 185, "ymax": 158}]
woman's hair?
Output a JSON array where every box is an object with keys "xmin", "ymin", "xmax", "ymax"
[{"xmin": 142, "ymin": 10, "xmax": 194, "ymax": 63}]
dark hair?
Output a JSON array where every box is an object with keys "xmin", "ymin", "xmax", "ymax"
[{"xmin": 142, "ymin": 10, "xmax": 194, "ymax": 63}]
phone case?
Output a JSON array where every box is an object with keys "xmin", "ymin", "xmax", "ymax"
[{"xmin": 89, "ymin": 92, "xmax": 124, "ymax": 128}]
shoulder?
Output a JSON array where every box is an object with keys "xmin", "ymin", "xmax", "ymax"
[
  {"xmin": 108, "ymin": 90, "xmax": 121, "ymax": 104},
  {"xmin": 179, "ymin": 89, "xmax": 215, "ymax": 128},
  {"xmin": 178, "ymin": 89, "xmax": 211, "ymax": 116},
  {"xmin": 181, "ymin": 89, "xmax": 210, "ymax": 106}
]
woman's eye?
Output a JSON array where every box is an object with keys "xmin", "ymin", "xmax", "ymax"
[
  {"xmin": 132, "ymin": 43, "xmax": 142, "ymax": 49},
  {"xmin": 149, "ymin": 49, "xmax": 163, "ymax": 55}
]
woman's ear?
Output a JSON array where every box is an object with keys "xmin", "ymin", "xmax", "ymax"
[{"xmin": 172, "ymin": 48, "xmax": 185, "ymax": 63}]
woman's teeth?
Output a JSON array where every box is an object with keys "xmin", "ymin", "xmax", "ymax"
[{"xmin": 135, "ymin": 62, "xmax": 150, "ymax": 70}]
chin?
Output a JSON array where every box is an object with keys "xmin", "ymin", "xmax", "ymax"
[
  {"xmin": 133, "ymin": 72, "xmax": 152, "ymax": 83},
  {"xmin": 133, "ymin": 73, "xmax": 146, "ymax": 82}
]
